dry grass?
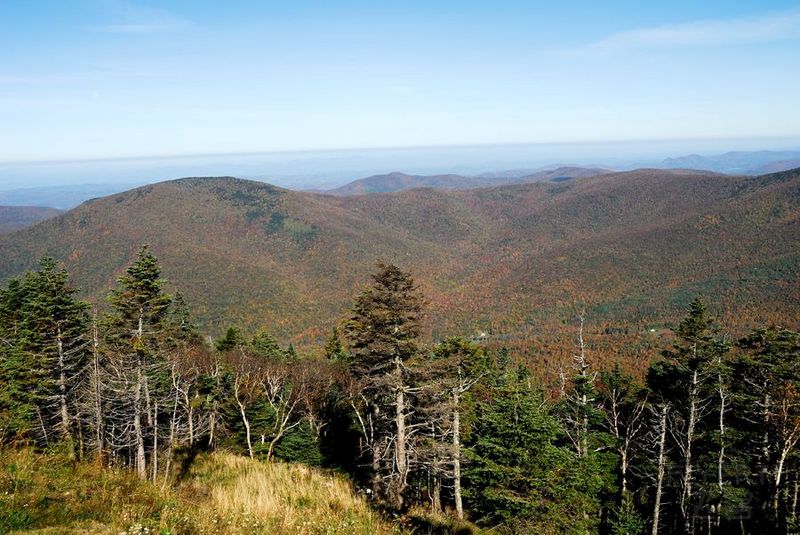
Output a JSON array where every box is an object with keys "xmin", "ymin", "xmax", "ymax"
[
  {"xmin": 1, "ymin": 448, "xmax": 399, "ymax": 534},
  {"xmin": 181, "ymin": 453, "xmax": 397, "ymax": 534}
]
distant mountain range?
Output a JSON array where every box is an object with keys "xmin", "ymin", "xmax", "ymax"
[
  {"xmin": 660, "ymin": 150, "xmax": 800, "ymax": 174},
  {"xmin": 3, "ymin": 149, "xmax": 800, "ymax": 209},
  {"xmin": 0, "ymin": 183, "xmax": 141, "ymax": 210},
  {"xmin": 0, "ymin": 206, "xmax": 62, "ymax": 234},
  {"xmin": 1, "ymin": 167, "xmax": 797, "ymax": 350},
  {"xmin": 324, "ymin": 166, "xmax": 611, "ymax": 196}
]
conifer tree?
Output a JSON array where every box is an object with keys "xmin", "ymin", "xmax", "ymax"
[
  {"xmin": 216, "ymin": 326, "xmax": 245, "ymax": 353},
  {"xmin": 465, "ymin": 366, "xmax": 599, "ymax": 533},
  {"xmin": 0, "ymin": 258, "xmax": 89, "ymax": 451},
  {"xmin": 345, "ymin": 262, "xmax": 423, "ymax": 510},
  {"xmin": 24, "ymin": 258, "xmax": 90, "ymax": 455},
  {"xmin": 664, "ymin": 299, "xmax": 728, "ymax": 534},
  {"xmin": 324, "ymin": 327, "xmax": 349, "ymax": 362},
  {"xmin": 736, "ymin": 327, "xmax": 800, "ymax": 532},
  {"xmin": 105, "ymin": 245, "xmax": 172, "ymax": 479},
  {"xmin": 422, "ymin": 337, "xmax": 486, "ymax": 518}
]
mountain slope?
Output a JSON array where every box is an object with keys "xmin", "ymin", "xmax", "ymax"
[
  {"xmin": 0, "ymin": 205, "xmax": 62, "ymax": 234},
  {"xmin": 0, "ymin": 170, "xmax": 797, "ymax": 348},
  {"xmin": 325, "ymin": 171, "xmax": 485, "ymax": 195},
  {"xmin": 325, "ymin": 166, "xmax": 611, "ymax": 196}
]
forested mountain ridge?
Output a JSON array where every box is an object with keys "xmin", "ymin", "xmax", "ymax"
[
  {"xmin": 0, "ymin": 169, "xmax": 797, "ymax": 350},
  {"xmin": 0, "ymin": 205, "xmax": 61, "ymax": 233},
  {"xmin": 324, "ymin": 165, "xmax": 611, "ymax": 195}
]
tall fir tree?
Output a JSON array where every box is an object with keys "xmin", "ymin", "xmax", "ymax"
[
  {"xmin": 345, "ymin": 262, "xmax": 423, "ymax": 510},
  {"xmin": 105, "ymin": 245, "xmax": 173, "ymax": 479}
]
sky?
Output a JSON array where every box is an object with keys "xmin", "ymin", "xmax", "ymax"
[{"xmin": 1, "ymin": 1, "xmax": 800, "ymax": 177}]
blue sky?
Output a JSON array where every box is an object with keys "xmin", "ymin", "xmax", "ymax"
[{"xmin": 1, "ymin": 0, "xmax": 800, "ymax": 163}]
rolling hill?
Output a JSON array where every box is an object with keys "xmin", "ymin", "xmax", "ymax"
[
  {"xmin": 325, "ymin": 166, "xmax": 611, "ymax": 195},
  {"xmin": 0, "ymin": 205, "xmax": 62, "ymax": 234},
  {"xmin": 0, "ymin": 168, "xmax": 797, "ymax": 356}
]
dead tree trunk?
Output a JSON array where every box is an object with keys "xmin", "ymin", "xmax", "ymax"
[
  {"xmin": 233, "ymin": 374, "xmax": 253, "ymax": 459},
  {"xmin": 716, "ymin": 355, "xmax": 727, "ymax": 529},
  {"xmin": 391, "ymin": 353, "xmax": 409, "ymax": 510},
  {"xmin": 134, "ymin": 358, "xmax": 147, "ymax": 479},
  {"xmin": 134, "ymin": 310, "xmax": 147, "ymax": 479},
  {"xmin": 681, "ymin": 367, "xmax": 700, "ymax": 534},
  {"xmin": 56, "ymin": 327, "xmax": 72, "ymax": 445},
  {"xmin": 453, "ymin": 389, "xmax": 464, "ymax": 520},
  {"xmin": 91, "ymin": 309, "xmax": 104, "ymax": 459},
  {"xmin": 151, "ymin": 401, "xmax": 158, "ymax": 482},
  {"xmin": 652, "ymin": 404, "xmax": 669, "ymax": 535}
]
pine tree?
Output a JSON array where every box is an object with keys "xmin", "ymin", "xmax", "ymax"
[
  {"xmin": 344, "ymin": 262, "xmax": 423, "ymax": 510},
  {"xmin": 24, "ymin": 258, "xmax": 90, "ymax": 455},
  {"xmin": 0, "ymin": 274, "xmax": 44, "ymax": 443},
  {"xmin": 465, "ymin": 367, "xmax": 599, "ymax": 533},
  {"xmin": 324, "ymin": 327, "xmax": 349, "ymax": 362},
  {"xmin": 0, "ymin": 259, "xmax": 89, "ymax": 451},
  {"xmin": 736, "ymin": 327, "xmax": 800, "ymax": 532},
  {"xmin": 664, "ymin": 299, "xmax": 728, "ymax": 534},
  {"xmin": 105, "ymin": 245, "xmax": 173, "ymax": 479},
  {"xmin": 599, "ymin": 363, "xmax": 648, "ymax": 534},
  {"xmin": 216, "ymin": 326, "xmax": 245, "ymax": 353},
  {"xmin": 421, "ymin": 337, "xmax": 487, "ymax": 518},
  {"xmin": 645, "ymin": 298, "xmax": 729, "ymax": 535},
  {"xmin": 251, "ymin": 329, "xmax": 283, "ymax": 360}
]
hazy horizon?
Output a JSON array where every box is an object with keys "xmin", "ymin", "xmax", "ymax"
[
  {"xmin": 2, "ymin": 1, "xmax": 799, "ymax": 165},
  {"xmin": 2, "ymin": 136, "xmax": 800, "ymax": 191}
]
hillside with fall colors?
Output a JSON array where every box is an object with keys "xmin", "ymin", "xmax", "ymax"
[{"xmin": 0, "ymin": 168, "xmax": 797, "ymax": 362}]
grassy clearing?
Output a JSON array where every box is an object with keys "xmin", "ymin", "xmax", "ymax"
[
  {"xmin": 181, "ymin": 453, "xmax": 395, "ymax": 534},
  {"xmin": 0, "ymin": 449, "xmax": 397, "ymax": 534}
]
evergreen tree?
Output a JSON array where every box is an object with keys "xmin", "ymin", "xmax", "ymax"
[
  {"xmin": 599, "ymin": 364, "xmax": 648, "ymax": 534},
  {"xmin": 24, "ymin": 258, "xmax": 90, "ymax": 454},
  {"xmin": 736, "ymin": 327, "xmax": 800, "ymax": 532},
  {"xmin": 251, "ymin": 329, "xmax": 283, "ymax": 360},
  {"xmin": 420, "ymin": 337, "xmax": 488, "ymax": 518},
  {"xmin": 344, "ymin": 262, "xmax": 423, "ymax": 510},
  {"xmin": 0, "ymin": 258, "xmax": 89, "ymax": 451},
  {"xmin": 465, "ymin": 367, "xmax": 600, "ymax": 533},
  {"xmin": 324, "ymin": 326, "xmax": 349, "ymax": 362},
  {"xmin": 0, "ymin": 275, "xmax": 44, "ymax": 443},
  {"xmin": 216, "ymin": 326, "xmax": 245, "ymax": 353},
  {"xmin": 105, "ymin": 245, "xmax": 173, "ymax": 479}
]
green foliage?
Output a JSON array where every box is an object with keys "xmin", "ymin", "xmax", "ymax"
[
  {"xmin": 324, "ymin": 327, "xmax": 349, "ymax": 362},
  {"xmin": 108, "ymin": 245, "xmax": 171, "ymax": 330},
  {"xmin": 216, "ymin": 325, "xmax": 245, "ymax": 352},
  {"xmin": 0, "ymin": 257, "xmax": 89, "ymax": 446},
  {"xmin": 250, "ymin": 329, "xmax": 282, "ymax": 358},
  {"xmin": 608, "ymin": 492, "xmax": 645, "ymax": 535},
  {"xmin": 272, "ymin": 421, "xmax": 323, "ymax": 466},
  {"xmin": 345, "ymin": 262, "xmax": 423, "ymax": 379},
  {"xmin": 464, "ymin": 372, "xmax": 600, "ymax": 533}
]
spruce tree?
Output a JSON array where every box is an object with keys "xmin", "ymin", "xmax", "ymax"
[
  {"xmin": 465, "ymin": 367, "xmax": 599, "ymax": 533},
  {"xmin": 323, "ymin": 326, "xmax": 349, "ymax": 362},
  {"xmin": 0, "ymin": 258, "xmax": 89, "ymax": 451},
  {"xmin": 105, "ymin": 245, "xmax": 172, "ymax": 479},
  {"xmin": 344, "ymin": 262, "xmax": 423, "ymax": 510}
]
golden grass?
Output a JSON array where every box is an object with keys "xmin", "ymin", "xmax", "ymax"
[
  {"xmin": 182, "ymin": 453, "xmax": 397, "ymax": 534},
  {"xmin": 1, "ymin": 448, "xmax": 399, "ymax": 534}
]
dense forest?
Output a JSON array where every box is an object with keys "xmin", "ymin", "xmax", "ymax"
[{"xmin": 1, "ymin": 247, "xmax": 799, "ymax": 534}]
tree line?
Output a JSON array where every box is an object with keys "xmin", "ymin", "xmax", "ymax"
[{"xmin": 1, "ymin": 247, "xmax": 798, "ymax": 534}]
